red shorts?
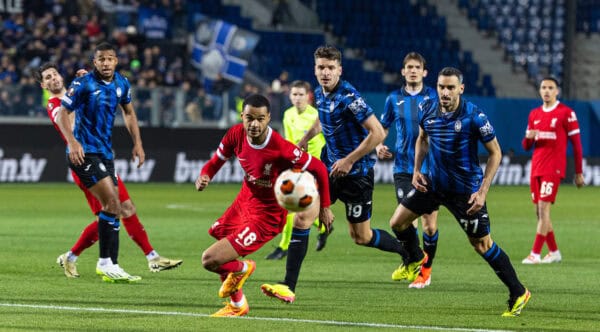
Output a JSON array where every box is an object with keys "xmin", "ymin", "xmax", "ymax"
[
  {"xmin": 72, "ymin": 170, "xmax": 131, "ymax": 215},
  {"xmin": 530, "ymin": 175, "xmax": 561, "ymax": 204},
  {"xmin": 209, "ymin": 194, "xmax": 287, "ymax": 257}
]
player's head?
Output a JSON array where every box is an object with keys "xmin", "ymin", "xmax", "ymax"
[
  {"xmin": 289, "ymin": 80, "xmax": 311, "ymax": 112},
  {"xmin": 437, "ymin": 67, "xmax": 464, "ymax": 112},
  {"xmin": 93, "ymin": 42, "xmax": 118, "ymax": 81},
  {"xmin": 401, "ymin": 52, "xmax": 427, "ymax": 87},
  {"xmin": 36, "ymin": 62, "xmax": 65, "ymax": 95},
  {"xmin": 242, "ymin": 94, "xmax": 271, "ymax": 143},
  {"xmin": 539, "ymin": 76, "xmax": 560, "ymax": 105},
  {"xmin": 314, "ymin": 45, "xmax": 342, "ymax": 93}
]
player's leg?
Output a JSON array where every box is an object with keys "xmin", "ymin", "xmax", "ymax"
[
  {"xmin": 447, "ymin": 197, "xmax": 529, "ymax": 316},
  {"xmin": 266, "ymin": 213, "xmax": 293, "ymax": 260},
  {"xmin": 117, "ymin": 178, "xmax": 183, "ymax": 271},
  {"xmin": 314, "ymin": 216, "xmax": 331, "ymax": 251},
  {"xmin": 56, "ymin": 172, "xmax": 101, "ymax": 278},
  {"xmin": 409, "ymin": 211, "xmax": 438, "ymax": 288},
  {"xmin": 523, "ymin": 176, "xmax": 560, "ymax": 264},
  {"xmin": 262, "ymin": 203, "xmax": 318, "ymax": 303}
]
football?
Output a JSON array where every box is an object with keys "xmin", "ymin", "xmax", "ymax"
[{"xmin": 274, "ymin": 169, "xmax": 318, "ymax": 212}]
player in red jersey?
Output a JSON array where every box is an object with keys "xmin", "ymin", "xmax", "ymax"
[
  {"xmin": 521, "ymin": 77, "xmax": 584, "ymax": 264},
  {"xmin": 36, "ymin": 62, "xmax": 182, "ymax": 278},
  {"xmin": 195, "ymin": 94, "xmax": 333, "ymax": 317}
]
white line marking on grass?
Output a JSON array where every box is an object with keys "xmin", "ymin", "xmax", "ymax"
[{"xmin": 0, "ymin": 303, "xmax": 513, "ymax": 332}]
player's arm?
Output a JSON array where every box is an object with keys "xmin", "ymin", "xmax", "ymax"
[
  {"xmin": 56, "ymin": 105, "xmax": 84, "ymax": 165},
  {"xmin": 467, "ymin": 137, "xmax": 502, "ymax": 215},
  {"xmin": 375, "ymin": 128, "xmax": 392, "ymax": 159},
  {"xmin": 304, "ymin": 156, "xmax": 334, "ymax": 232},
  {"xmin": 297, "ymin": 118, "xmax": 321, "ymax": 150},
  {"xmin": 567, "ymin": 111, "xmax": 585, "ymax": 188},
  {"xmin": 120, "ymin": 102, "xmax": 145, "ymax": 168},
  {"xmin": 330, "ymin": 115, "xmax": 385, "ymax": 177},
  {"xmin": 412, "ymin": 126, "xmax": 429, "ymax": 192},
  {"xmin": 522, "ymin": 113, "xmax": 536, "ymax": 150}
]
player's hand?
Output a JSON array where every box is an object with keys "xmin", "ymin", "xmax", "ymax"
[
  {"xmin": 75, "ymin": 69, "xmax": 88, "ymax": 77},
  {"xmin": 331, "ymin": 158, "xmax": 352, "ymax": 177},
  {"xmin": 67, "ymin": 140, "xmax": 85, "ymax": 166},
  {"xmin": 132, "ymin": 144, "xmax": 145, "ymax": 168},
  {"xmin": 376, "ymin": 144, "xmax": 393, "ymax": 159},
  {"xmin": 525, "ymin": 129, "xmax": 538, "ymax": 139},
  {"xmin": 195, "ymin": 174, "xmax": 210, "ymax": 191},
  {"xmin": 412, "ymin": 172, "xmax": 428, "ymax": 192},
  {"xmin": 466, "ymin": 191, "xmax": 486, "ymax": 215},
  {"xmin": 318, "ymin": 207, "xmax": 334, "ymax": 233},
  {"xmin": 296, "ymin": 138, "xmax": 308, "ymax": 151},
  {"xmin": 574, "ymin": 173, "xmax": 585, "ymax": 188}
]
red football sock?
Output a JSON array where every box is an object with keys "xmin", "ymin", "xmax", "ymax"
[
  {"xmin": 546, "ymin": 231, "xmax": 558, "ymax": 252},
  {"xmin": 122, "ymin": 214, "xmax": 153, "ymax": 255},
  {"xmin": 216, "ymin": 260, "xmax": 244, "ymax": 275},
  {"xmin": 230, "ymin": 290, "xmax": 244, "ymax": 303},
  {"xmin": 531, "ymin": 233, "xmax": 546, "ymax": 255},
  {"xmin": 71, "ymin": 220, "xmax": 98, "ymax": 256}
]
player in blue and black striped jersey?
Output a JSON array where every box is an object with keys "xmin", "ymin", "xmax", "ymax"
[
  {"xmin": 376, "ymin": 52, "xmax": 439, "ymax": 289},
  {"xmin": 389, "ymin": 67, "xmax": 530, "ymax": 317},
  {"xmin": 57, "ymin": 42, "xmax": 145, "ymax": 283},
  {"xmin": 262, "ymin": 46, "xmax": 413, "ymax": 302}
]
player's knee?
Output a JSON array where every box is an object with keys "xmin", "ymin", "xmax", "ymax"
[
  {"xmin": 201, "ymin": 251, "xmax": 219, "ymax": 271},
  {"xmin": 120, "ymin": 200, "xmax": 136, "ymax": 218},
  {"xmin": 469, "ymin": 236, "xmax": 491, "ymax": 254},
  {"xmin": 104, "ymin": 197, "xmax": 121, "ymax": 216}
]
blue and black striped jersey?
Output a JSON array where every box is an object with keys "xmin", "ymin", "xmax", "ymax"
[
  {"xmin": 314, "ymin": 80, "xmax": 376, "ymax": 176},
  {"xmin": 380, "ymin": 86, "xmax": 436, "ymax": 174},
  {"xmin": 419, "ymin": 98, "xmax": 496, "ymax": 194},
  {"xmin": 61, "ymin": 71, "xmax": 132, "ymax": 160}
]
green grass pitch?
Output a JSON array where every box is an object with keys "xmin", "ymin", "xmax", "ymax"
[{"xmin": 1, "ymin": 183, "xmax": 599, "ymax": 331}]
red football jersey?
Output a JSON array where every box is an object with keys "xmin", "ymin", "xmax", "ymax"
[
  {"xmin": 202, "ymin": 124, "xmax": 330, "ymax": 208},
  {"xmin": 46, "ymin": 96, "xmax": 68, "ymax": 144},
  {"xmin": 522, "ymin": 102, "xmax": 583, "ymax": 178}
]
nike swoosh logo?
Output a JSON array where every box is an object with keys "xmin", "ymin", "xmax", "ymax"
[{"xmin": 534, "ymin": 120, "xmax": 541, "ymax": 125}]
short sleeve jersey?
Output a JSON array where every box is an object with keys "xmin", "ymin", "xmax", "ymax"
[
  {"xmin": 216, "ymin": 124, "xmax": 313, "ymax": 206},
  {"xmin": 526, "ymin": 102, "xmax": 581, "ymax": 178},
  {"xmin": 282, "ymin": 104, "xmax": 325, "ymax": 159},
  {"xmin": 419, "ymin": 98, "xmax": 496, "ymax": 194},
  {"xmin": 314, "ymin": 80, "xmax": 375, "ymax": 176},
  {"xmin": 380, "ymin": 86, "xmax": 437, "ymax": 174},
  {"xmin": 61, "ymin": 71, "xmax": 132, "ymax": 159}
]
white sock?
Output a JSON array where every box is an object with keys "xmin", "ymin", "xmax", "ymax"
[
  {"xmin": 231, "ymin": 295, "xmax": 246, "ymax": 308},
  {"xmin": 146, "ymin": 250, "xmax": 159, "ymax": 261},
  {"xmin": 67, "ymin": 251, "xmax": 78, "ymax": 263},
  {"xmin": 240, "ymin": 261, "xmax": 248, "ymax": 273},
  {"xmin": 98, "ymin": 258, "xmax": 112, "ymax": 267}
]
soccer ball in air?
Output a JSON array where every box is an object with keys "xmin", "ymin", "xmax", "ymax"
[{"xmin": 274, "ymin": 169, "xmax": 318, "ymax": 212}]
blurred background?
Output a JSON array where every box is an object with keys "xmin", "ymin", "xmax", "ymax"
[{"xmin": 1, "ymin": 0, "xmax": 599, "ymax": 184}]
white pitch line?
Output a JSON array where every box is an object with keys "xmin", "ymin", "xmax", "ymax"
[{"xmin": 0, "ymin": 303, "xmax": 514, "ymax": 332}]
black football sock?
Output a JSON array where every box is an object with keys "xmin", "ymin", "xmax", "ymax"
[
  {"xmin": 367, "ymin": 228, "xmax": 410, "ymax": 264},
  {"xmin": 284, "ymin": 228, "xmax": 310, "ymax": 292},
  {"xmin": 423, "ymin": 230, "xmax": 439, "ymax": 268},
  {"xmin": 481, "ymin": 242, "xmax": 526, "ymax": 297},
  {"xmin": 393, "ymin": 224, "xmax": 424, "ymax": 262}
]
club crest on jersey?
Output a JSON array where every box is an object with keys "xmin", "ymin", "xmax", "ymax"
[
  {"xmin": 48, "ymin": 102, "xmax": 54, "ymax": 110},
  {"xmin": 454, "ymin": 120, "xmax": 462, "ymax": 132},
  {"xmin": 67, "ymin": 87, "xmax": 75, "ymax": 97},
  {"xmin": 116, "ymin": 87, "xmax": 122, "ymax": 98},
  {"xmin": 479, "ymin": 121, "xmax": 494, "ymax": 136},
  {"xmin": 263, "ymin": 163, "xmax": 273, "ymax": 176},
  {"xmin": 348, "ymin": 97, "xmax": 367, "ymax": 114}
]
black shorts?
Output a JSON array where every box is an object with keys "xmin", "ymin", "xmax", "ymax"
[
  {"xmin": 68, "ymin": 154, "xmax": 117, "ymax": 188},
  {"xmin": 401, "ymin": 184, "xmax": 490, "ymax": 239},
  {"xmin": 393, "ymin": 173, "xmax": 414, "ymax": 204},
  {"xmin": 330, "ymin": 168, "xmax": 374, "ymax": 223}
]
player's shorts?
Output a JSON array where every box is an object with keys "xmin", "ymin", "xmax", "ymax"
[
  {"xmin": 72, "ymin": 171, "xmax": 131, "ymax": 215},
  {"xmin": 209, "ymin": 194, "xmax": 287, "ymax": 257},
  {"xmin": 401, "ymin": 184, "xmax": 490, "ymax": 239},
  {"xmin": 329, "ymin": 168, "xmax": 374, "ymax": 223},
  {"xmin": 69, "ymin": 154, "xmax": 117, "ymax": 188},
  {"xmin": 393, "ymin": 173, "xmax": 414, "ymax": 204},
  {"xmin": 530, "ymin": 175, "xmax": 561, "ymax": 204}
]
